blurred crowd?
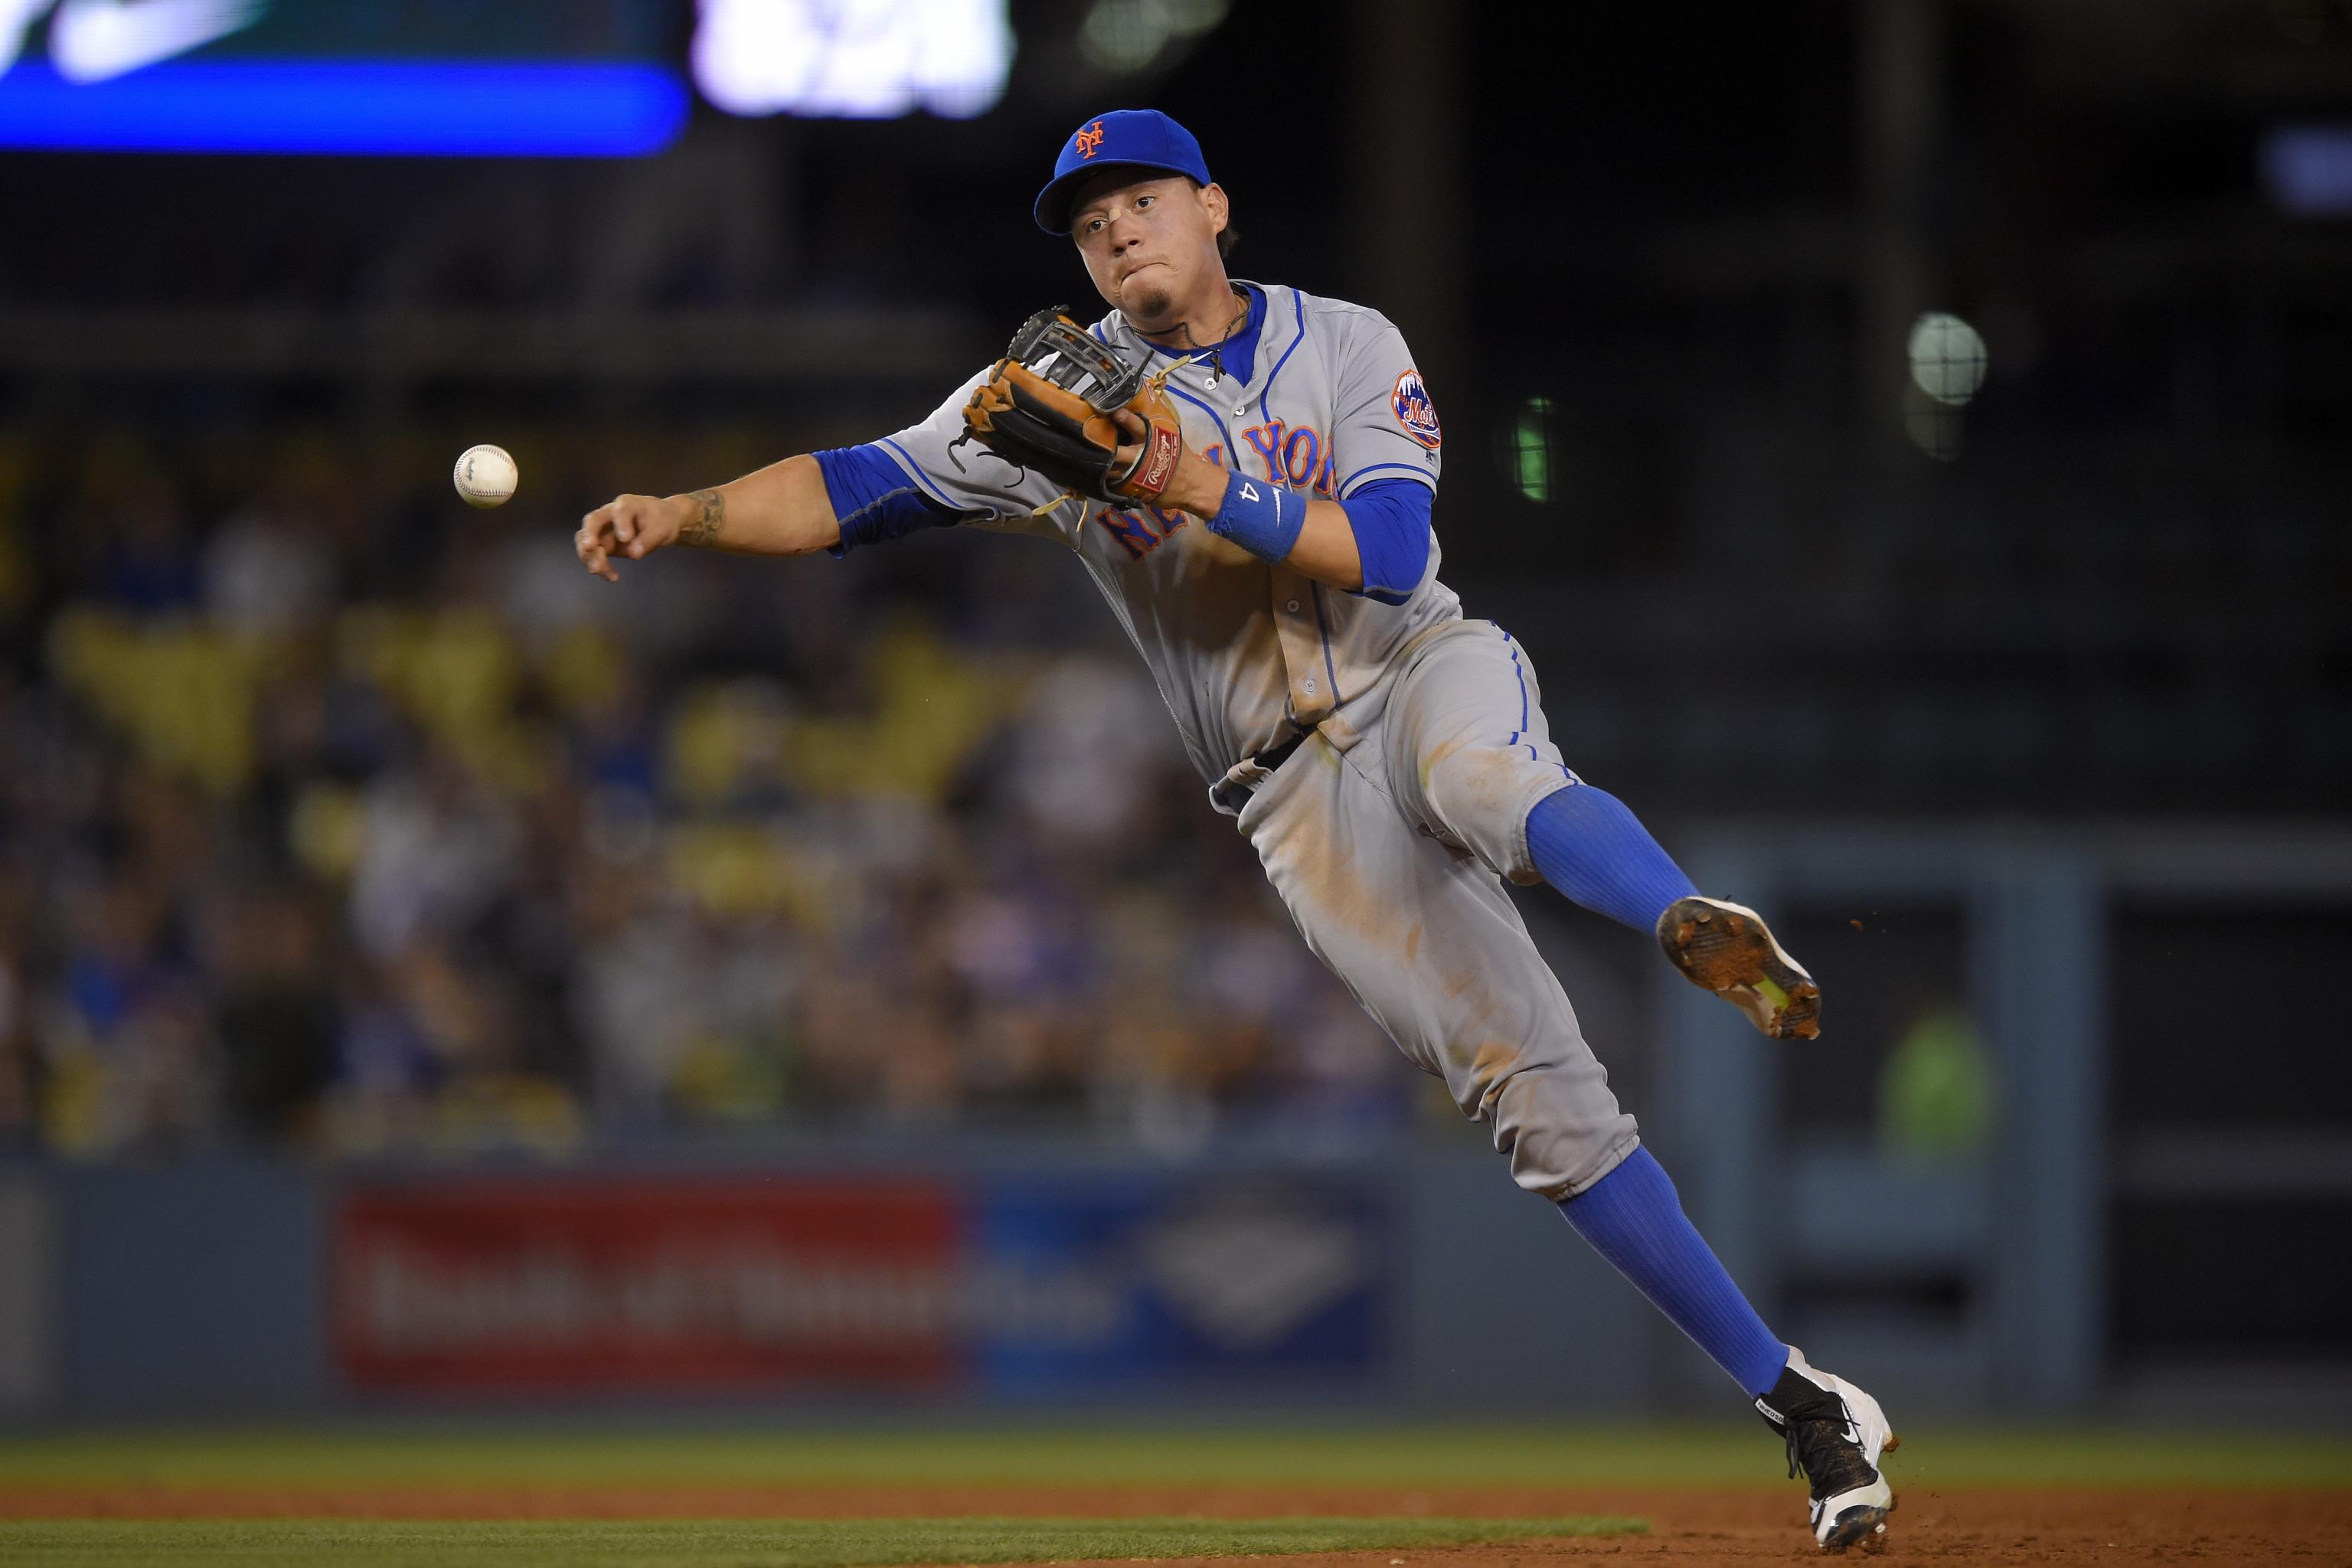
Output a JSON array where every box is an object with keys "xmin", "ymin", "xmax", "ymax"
[{"xmin": 0, "ymin": 424, "xmax": 1409, "ymax": 1161}]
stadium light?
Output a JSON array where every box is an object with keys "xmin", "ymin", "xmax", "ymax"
[
  {"xmin": 2262, "ymin": 125, "xmax": 2352, "ymax": 217},
  {"xmin": 1511, "ymin": 397, "xmax": 1552, "ymax": 504}
]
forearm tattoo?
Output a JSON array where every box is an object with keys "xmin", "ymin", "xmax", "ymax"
[{"xmin": 679, "ymin": 488, "xmax": 727, "ymax": 547}]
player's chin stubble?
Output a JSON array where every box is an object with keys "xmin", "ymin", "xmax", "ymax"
[{"xmin": 1125, "ymin": 280, "xmax": 1173, "ymax": 324}]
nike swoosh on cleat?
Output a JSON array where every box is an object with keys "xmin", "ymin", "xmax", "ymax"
[{"xmin": 48, "ymin": 0, "xmax": 266, "ymax": 85}]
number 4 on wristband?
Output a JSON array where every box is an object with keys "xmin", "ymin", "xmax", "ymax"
[{"xmin": 1210, "ymin": 469, "xmax": 1304, "ymax": 563}]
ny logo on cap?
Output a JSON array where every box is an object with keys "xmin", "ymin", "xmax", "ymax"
[{"xmin": 1075, "ymin": 119, "xmax": 1106, "ymax": 158}]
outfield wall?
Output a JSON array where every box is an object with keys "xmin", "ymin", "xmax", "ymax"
[{"xmin": 0, "ymin": 1147, "xmax": 1661, "ymax": 1424}]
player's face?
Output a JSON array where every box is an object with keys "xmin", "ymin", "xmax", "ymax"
[{"xmin": 1070, "ymin": 174, "xmax": 1229, "ymax": 327}]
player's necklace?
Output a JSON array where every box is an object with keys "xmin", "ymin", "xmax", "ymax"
[{"xmin": 1168, "ymin": 288, "xmax": 1250, "ymax": 387}]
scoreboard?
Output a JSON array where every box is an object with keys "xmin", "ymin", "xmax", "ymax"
[{"xmin": 0, "ymin": 0, "xmax": 1011, "ymax": 155}]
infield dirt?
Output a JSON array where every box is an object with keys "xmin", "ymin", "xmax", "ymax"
[{"xmin": 2, "ymin": 1480, "xmax": 2344, "ymax": 1565}]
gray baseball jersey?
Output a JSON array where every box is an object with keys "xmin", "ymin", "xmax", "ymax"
[
  {"xmin": 871, "ymin": 281, "xmax": 1459, "ymax": 791},
  {"xmin": 871, "ymin": 282, "xmax": 1638, "ymax": 1199}
]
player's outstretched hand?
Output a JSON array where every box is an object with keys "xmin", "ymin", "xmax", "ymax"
[{"xmin": 576, "ymin": 493, "xmax": 688, "ymax": 582}]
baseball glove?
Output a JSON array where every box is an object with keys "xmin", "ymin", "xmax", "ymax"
[{"xmin": 959, "ymin": 306, "xmax": 1187, "ymax": 505}]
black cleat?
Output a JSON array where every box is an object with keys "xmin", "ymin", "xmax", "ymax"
[{"xmin": 1756, "ymin": 1349, "xmax": 1900, "ymax": 1551}]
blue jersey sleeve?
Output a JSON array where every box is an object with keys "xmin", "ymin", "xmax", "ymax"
[
  {"xmin": 1338, "ymin": 478, "xmax": 1433, "ymax": 605},
  {"xmin": 814, "ymin": 443, "xmax": 966, "ymax": 557}
]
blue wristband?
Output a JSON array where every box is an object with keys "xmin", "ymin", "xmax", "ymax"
[{"xmin": 1205, "ymin": 469, "xmax": 1308, "ymax": 564}]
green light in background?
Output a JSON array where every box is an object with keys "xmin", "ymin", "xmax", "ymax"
[{"xmin": 1512, "ymin": 397, "xmax": 1551, "ymax": 502}]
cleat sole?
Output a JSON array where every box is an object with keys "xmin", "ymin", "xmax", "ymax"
[
  {"xmin": 1658, "ymin": 897, "xmax": 1822, "ymax": 1039},
  {"xmin": 1819, "ymin": 1504, "xmax": 1888, "ymax": 1552}
]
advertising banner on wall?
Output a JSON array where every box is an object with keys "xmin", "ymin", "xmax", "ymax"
[
  {"xmin": 331, "ymin": 1171, "xmax": 1390, "ymax": 1396},
  {"xmin": 334, "ymin": 1178, "xmax": 962, "ymax": 1392},
  {"xmin": 974, "ymin": 1176, "xmax": 1388, "ymax": 1391}
]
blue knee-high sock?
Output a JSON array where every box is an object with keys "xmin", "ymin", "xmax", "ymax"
[
  {"xmin": 1560, "ymin": 1146, "xmax": 1790, "ymax": 1397},
  {"xmin": 1524, "ymin": 783, "xmax": 1697, "ymax": 933}
]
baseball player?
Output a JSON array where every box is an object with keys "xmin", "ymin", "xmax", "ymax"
[{"xmin": 577, "ymin": 110, "xmax": 1897, "ymax": 1550}]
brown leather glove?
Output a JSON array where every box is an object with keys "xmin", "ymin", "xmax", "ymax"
[{"xmin": 961, "ymin": 306, "xmax": 1187, "ymax": 505}]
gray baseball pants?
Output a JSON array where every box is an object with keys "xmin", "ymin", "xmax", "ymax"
[{"xmin": 1233, "ymin": 619, "xmax": 1642, "ymax": 1198}]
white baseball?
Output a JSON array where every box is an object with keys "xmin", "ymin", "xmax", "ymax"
[{"xmin": 452, "ymin": 444, "xmax": 519, "ymax": 508}]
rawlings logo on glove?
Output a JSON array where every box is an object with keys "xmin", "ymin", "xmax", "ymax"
[{"xmin": 960, "ymin": 307, "xmax": 1189, "ymax": 505}]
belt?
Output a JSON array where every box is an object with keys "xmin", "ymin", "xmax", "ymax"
[
  {"xmin": 1208, "ymin": 727, "xmax": 1314, "ymax": 817},
  {"xmin": 1253, "ymin": 727, "xmax": 1309, "ymax": 776}
]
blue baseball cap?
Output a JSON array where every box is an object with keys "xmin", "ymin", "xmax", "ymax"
[{"xmin": 1033, "ymin": 109, "xmax": 1212, "ymax": 235}]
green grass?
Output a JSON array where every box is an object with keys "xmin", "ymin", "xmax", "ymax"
[
  {"xmin": 0, "ymin": 1515, "xmax": 1642, "ymax": 1568},
  {"xmin": 2, "ymin": 1425, "xmax": 2349, "ymax": 1493}
]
